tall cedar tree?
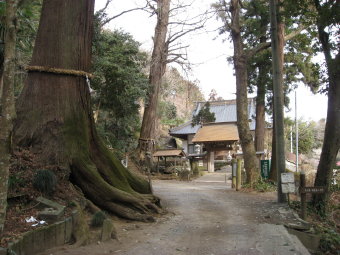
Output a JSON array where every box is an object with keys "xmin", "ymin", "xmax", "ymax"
[
  {"xmin": 138, "ymin": 0, "xmax": 170, "ymax": 162},
  {"xmin": 13, "ymin": 0, "xmax": 160, "ymax": 221},
  {"xmin": 229, "ymin": 0, "xmax": 260, "ymax": 185},
  {"xmin": 269, "ymin": 0, "xmax": 286, "ymax": 202}
]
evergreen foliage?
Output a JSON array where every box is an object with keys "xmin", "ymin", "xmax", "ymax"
[
  {"xmin": 158, "ymin": 101, "xmax": 181, "ymax": 126},
  {"xmin": 285, "ymin": 118, "xmax": 324, "ymax": 155},
  {"xmin": 243, "ymin": 0, "xmax": 322, "ymax": 112},
  {"xmin": 91, "ymin": 19, "xmax": 149, "ymax": 156},
  {"xmin": 32, "ymin": 169, "xmax": 57, "ymax": 195},
  {"xmin": 191, "ymin": 102, "xmax": 216, "ymax": 126}
]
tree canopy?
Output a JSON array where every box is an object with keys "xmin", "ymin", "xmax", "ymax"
[{"xmin": 91, "ymin": 24, "xmax": 149, "ymax": 155}]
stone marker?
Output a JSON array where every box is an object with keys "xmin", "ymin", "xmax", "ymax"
[
  {"xmin": 36, "ymin": 196, "xmax": 65, "ymax": 222},
  {"xmin": 64, "ymin": 216, "xmax": 73, "ymax": 243}
]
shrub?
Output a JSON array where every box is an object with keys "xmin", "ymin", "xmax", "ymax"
[
  {"xmin": 91, "ymin": 211, "xmax": 107, "ymax": 227},
  {"xmin": 318, "ymin": 226, "xmax": 340, "ymax": 254},
  {"xmin": 9, "ymin": 174, "xmax": 25, "ymax": 190},
  {"xmin": 243, "ymin": 178, "xmax": 277, "ymax": 192},
  {"xmin": 33, "ymin": 169, "xmax": 57, "ymax": 195}
]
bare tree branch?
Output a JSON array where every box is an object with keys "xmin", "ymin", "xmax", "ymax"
[
  {"xmin": 101, "ymin": 4, "xmax": 149, "ymax": 26},
  {"xmin": 167, "ymin": 24, "xmax": 205, "ymax": 45},
  {"xmin": 246, "ymin": 25, "xmax": 305, "ymax": 58},
  {"xmin": 97, "ymin": 0, "xmax": 113, "ymax": 15},
  {"xmin": 169, "ymin": 3, "xmax": 193, "ymax": 15},
  {"xmin": 168, "ymin": 44, "xmax": 189, "ymax": 53}
]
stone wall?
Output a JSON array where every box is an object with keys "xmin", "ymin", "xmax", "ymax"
[{"xmin": 1, "ymin": 211, "xmax": 78, "ymax": 255}]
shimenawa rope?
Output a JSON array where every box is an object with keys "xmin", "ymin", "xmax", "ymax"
[{"xmin": 25, "ymin": 65, "xmax": 93, "ymax": 79}]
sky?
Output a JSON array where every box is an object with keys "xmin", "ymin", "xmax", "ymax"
[{"xmin": 95, "ymin": 0, "xmax": 328, "ymax": 122}]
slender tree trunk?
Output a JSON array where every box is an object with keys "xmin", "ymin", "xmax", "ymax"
[
  {"xmin": 312, "ymin": 0, "xmax": 340, "ymax": 212},
  {"xmin": 270, "ymin": 0, "xmax": 286, "ymax": 202},
  {"xmin": 14, "ymin": 0, "xmax": 160, "ymax": 222},
  {"xmin": 139, "ymin": 0, "xmax": 170, "ymax": 163},
  {"xmin": 230, "ymin": 0, "xmax": 259, "ymax": 185},
  {"xmin": 255, "ymin": 69, "xmax": 266, "ymax": 152},
  {"xmin": 269, "ymin": 116, "xmax": 277, "ymax": 181},
  {"xmin": 254, "ymin": 15, "xmax": 269, "ymax": 153},
  {"xmin": 0, "ymin": 0, "xmax": 18, "ymax": 233}
]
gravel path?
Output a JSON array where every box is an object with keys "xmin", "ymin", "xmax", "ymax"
[{"xmin": 39, "ymin": 170, "xmax": 310, "ymax": 255}]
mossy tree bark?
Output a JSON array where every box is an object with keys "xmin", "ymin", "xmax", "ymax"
[
  {"xmin": 138, "ymin": 0, "xmax": 170, "ymax": 164},
  {"xmin": 0, "ymin": 0, "xmax": 18, "ymax": 233},
  {"xmin": 14, "ymin": 0, "xmax": 160, "ymax": 221}
]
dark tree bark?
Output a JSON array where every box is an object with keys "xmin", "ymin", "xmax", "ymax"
[
  {"xmin": 312, "ymin": 0, "xmax": 340, "ymax": 213},
  {"xmin": 270, "ymin": 0, "xmax": 286, "ymax": 202},
  {"xmin": 0, "ymin": 0, "xmax": 18, "ymax": 233},
  {"xmin": 230, "ymin": 0, "xmax": 259, "ymax": 185},
  {"xmin": 14, "ymin": 0, "xmax": 160, "ymax": 222},
  {"xmin": 138, "ymin": 0, "xmax": 170, "ymax": 163},
  {"xmin": 255, "ymin": 59, "xmax": 266, "ymax": 152},
  {"xmin": 269, "ymin": 117, "xmax": 277, "ymax": 181}
]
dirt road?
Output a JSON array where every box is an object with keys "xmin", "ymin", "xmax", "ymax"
[{"xmin": 40, "ymin": 170, "xmax": 309, "ymax": 255}]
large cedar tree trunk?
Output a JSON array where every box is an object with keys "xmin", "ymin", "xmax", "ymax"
[
  {"xmin": 230, "ymin": 0, "xmax": 259, "ymax": 185},
  {"xmin": 14, "ymin": 0, "xmax": 160, "ymax": 222},
  {"xmin": 312, "ymin": 0, "xmax": 340, "ymax": 212},
  {"xmin": 138, "ymin": 0, "xmax": 170, "ymax": 163},
  {"xmin": 0, "ymin": 0, "xmax": 18, "ymax": 232}
]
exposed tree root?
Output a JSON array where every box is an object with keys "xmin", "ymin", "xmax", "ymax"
[
  {"xmin": 71, "ymin": 202, "xmax": 90, "ymax": 247},
  {"xmin": 69, "ymin": 138, "xmax": 163, "ymax": 222}
]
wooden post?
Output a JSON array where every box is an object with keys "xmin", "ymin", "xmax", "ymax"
[
  {"xmin": 232, "ymin": 159, "xmax": 236, "ymax": 189},
  {"xmin": 300, "ymin": 172, "xmax": 307, "ymax": 220},
  {"xmin": 236, "ymin": 159, "xmax": 242, "ymax": 191},
  {"xmin": 157, "ymin": 157, "xmax": 160, "ymax": 173}
]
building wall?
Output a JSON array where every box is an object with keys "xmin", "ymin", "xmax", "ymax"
[{"xmin": 182, "ymin": 140, "xmax": 188, "ymax": 153}]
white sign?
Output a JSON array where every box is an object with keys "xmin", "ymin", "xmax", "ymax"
[
  {"xmin": 281, "ymin": 173, "xmax": 295, "ymax": 193},
  {"xmin": 281, "ymin": 183, "xmax": 296, "ymax": 193},
  {"xmin": 281, "ymin": 173, "xmax": 295, "ymax": 183}
]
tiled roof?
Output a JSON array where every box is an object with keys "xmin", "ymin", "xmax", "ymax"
[
  {"xmin": 169, "ymin": 99, "xmax": 256, "ymax": 135},
  {"xmin": 169, "ymin": 121, "xmax": 200, "ymax": 135},
  {"xmin": 193, "ymin": 99, "xmax": 256, "ymax": 123}
]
